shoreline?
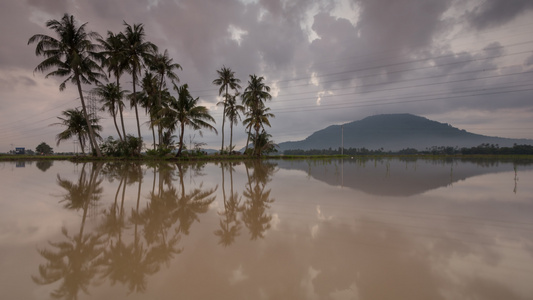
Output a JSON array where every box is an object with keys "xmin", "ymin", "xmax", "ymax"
[{"xmin": 2, "ymin": 154, "xmax": 533, "ymax": 163}]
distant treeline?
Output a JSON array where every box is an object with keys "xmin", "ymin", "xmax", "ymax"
[{"xmin": 283, "ymin": 144, "xmax": 533, "ymax": 156}]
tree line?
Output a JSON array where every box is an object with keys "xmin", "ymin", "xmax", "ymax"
[
  {"xmin": 28, "ymin": 13, "xmax": 275, "ymax": 157},
  {"xmin": 283, "ymin": 144, "xmax": 533, "ymax": 156}
]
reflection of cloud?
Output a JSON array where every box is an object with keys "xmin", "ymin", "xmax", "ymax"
[
  {"xmin": 229, "ymin": 265, "xmax": 248, "ymax": 285},
  {"xmin": 316, "ymin": 205, "xmax": 333, "ymax": 221},
  {"xmin": 270, "ymin": 213, "xmax": 280, "ymax": 230},
  {"xmin": 300, "ymin": 266, "xmax": 320, "ymax": 300},
  {"xmin": 329, "ymin": 282, "xmax": 360, "ymax": 300}
]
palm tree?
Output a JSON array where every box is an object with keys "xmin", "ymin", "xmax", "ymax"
[
  {"xmin": 28, "ymin": 13, "xmax": 105, "ymax": 156},
  {"xmin": 241, "ymin": 74, "xmax": 272, "ymax": 154},
  {"xmin": 162, "ymin": 83, "xmax": 217, "ymax": 156},
  {"xmin": 212, "ymin": 66, "xmax": 241, "ymax": 153},
  {"xmin": 98, "ymin": 31, "xmax": 130, "ymax": 139},
  {"xmin": 51, "ymin": 108, "xmax": 102, "ymax": 155},
  {"xmin": 223, "ymin": 93, "xmax": 244, "ymax": 153},
  {"xmin": 243, "ymin": 105, "xmax": 275, "ymax": 156},
  {"xmin": 93, "ymin": 83, "xmax": 127, "ymax": 141},
  {"xmin": 150, "ymin": 49, "xmax": 182, "ymax": 148},
  {"xmin": 139, "ymin": 71, "xmax": 160, "ymax": 150},
  {"xmin": 121, "ymin": 21, "xmax": 158, "ymax": 144}
]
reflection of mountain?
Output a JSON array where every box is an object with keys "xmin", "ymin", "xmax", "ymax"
[{"xmin": 276, "ymin": 158, "xmax": 533, "ymax": 196}]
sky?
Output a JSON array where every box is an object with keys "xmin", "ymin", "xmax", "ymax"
[{"xmin": 1, "ymin": 0, "xmax": 533, "ymax": 153}]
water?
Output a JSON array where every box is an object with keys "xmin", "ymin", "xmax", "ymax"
[{"xmin": 1, "ymin": 158, "xmax": 532, "ymax": 300}]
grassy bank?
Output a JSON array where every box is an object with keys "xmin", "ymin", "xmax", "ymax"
[{"xmin": 3, "ymin": 153, "xmax": 533, "ymax": 163}]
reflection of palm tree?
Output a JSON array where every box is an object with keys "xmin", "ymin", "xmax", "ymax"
[
  {"xmin": 33, "ymin": 228, "xmax": 106, "ymax": 300},
  {"xmin": 175, "ymin": 164, "xmax": 217, "ymax": 234},
  {"xmin": 214, "ymin": 162, "xmax": 243, "ymax": 246},
  {"xmin": 241, "ymin": 161, "xmax": 276, "ymax": 240},
  {"xmin": 33, "ymin": 162, "xmax": 105, "ymax": 299},
  {"xmin": 242, "ymin": 183, "xmax": 274, "ymax": 240}
]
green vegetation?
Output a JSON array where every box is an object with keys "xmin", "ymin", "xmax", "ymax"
[
  {"xmin": 283, "ymin": 144, "xmax": 533, "ymax": 156},
  {"xmin": 36, "ymin": 142, "xmax": 53, "ymax": 155}
]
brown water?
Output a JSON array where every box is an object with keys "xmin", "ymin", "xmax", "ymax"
[{"xmin": 1, "ymin": 158, "xmax": 532, "ymax": 300}]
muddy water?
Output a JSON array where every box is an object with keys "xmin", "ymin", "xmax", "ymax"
[{"xmin": 1, "ymin": 158, "xmax": 532, "ymax": 300}]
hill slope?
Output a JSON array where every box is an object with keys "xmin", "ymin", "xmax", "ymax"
[{"xmin": 278, "ymin": 114, "xmax": 533, "ymax": 152}]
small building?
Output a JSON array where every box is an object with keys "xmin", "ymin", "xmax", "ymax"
[{"xmin": 15, "ymin": 147, "xmax": 25, "ymax": 155}]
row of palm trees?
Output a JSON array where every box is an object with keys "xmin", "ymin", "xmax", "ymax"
[{"xmin": 29, "ymin": 13, "xmax": 275, "ymax": 157}]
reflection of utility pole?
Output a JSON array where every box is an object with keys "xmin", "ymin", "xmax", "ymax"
[
  {"xmin": 514, "ymin": 165, "xmax": 518, "ymax": 194},
  {"xmin": 341, "ymin": 125, "xmax": 344, "ymax": 156},
  {"xmin": 341, "ymin": 158, "xmax": 344, "ymax": 188}
]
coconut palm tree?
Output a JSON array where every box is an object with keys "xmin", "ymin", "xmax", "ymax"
[
  {"xmin": 150, "ymin": 49, "xmax": 182, "ymax": 148},
  {"xmin": 212, "ymin": 66, "xmax": 241, "ymax": 153},
  {"xmin": 121, "ymin": 21, "xmax": 158, "ymax": 144},
  {"xmin": 28, "ymin": 13, "xmax": 105, "ymax": 156},
  {"xmin": 217, "ymin": 93, "xmax": 244, "ymax": 153},
  {"xmin": 241, "ymin": 74, "xmax": 272, "ymax": 154},
  {"xmin": 242, "ymin": 105, "xmax": 275, "ymax": 156},
  {"xmin": 92, "ymin": 83, "xmax": 127, "ymax": 141},
  {"xmin": 98, "ymin": 31, "xmax": 130, "ymax": 139},
  {"xmin": 139, "ymin": 71, "xmax": 160, "ymax": 150},
  {"xmin": 161, "ymin": 83, "xmax": 217, "ymax": 156},
  {"xmin": 51, "ymin": 108, "xmax": 102, "ymax": 155}
]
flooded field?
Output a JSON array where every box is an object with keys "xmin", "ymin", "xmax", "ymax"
[{"xmin": 1, "ymin": 158, "xmax": 533, "ymax": 300}]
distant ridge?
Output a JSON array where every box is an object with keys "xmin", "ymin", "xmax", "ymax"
[{"xmin": 278, "ymin": 114, "xmax": 533, "ymax": 152}]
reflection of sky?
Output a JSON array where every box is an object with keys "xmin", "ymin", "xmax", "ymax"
[{"xmin": 0, "ymin": 160, "xmax": 532, "ymax": 299}]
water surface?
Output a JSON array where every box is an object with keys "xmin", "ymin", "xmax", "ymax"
[{"xmin": 1, "ymin": 158, "xmax": 532, "ymax": 299}]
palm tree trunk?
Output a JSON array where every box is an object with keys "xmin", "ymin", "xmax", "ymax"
[
  {"xmin": 112, "ymin": 109, "xmax": 123, "ymax": 142},
  {"xmin": 116, "ymin": 77, "xmax": 127, "ymax": 139},
  {"xmin": 244, "ymin": 123, "xmax": 252, "ymax": 154},
  {"xmin": 132, "ymin": 74, "xmax": 142, "ymax": 152},
  {"xmin": 75, "ymin": 73, "xmax": 102, "ymax": 157},
  {"xmin": 151, "ymin": 124, "xmax": 156, "ymax": 150},
  {"xmin": 254, "ymin": 126, "xmax": 260, "ymax": 157},
  {"xmin": 229, "ymin": 119, "xmax": 234, "ymax": 153},
  {"xmin": 221, "ymin": 86, "xmax": 228, "ymax": 153},
  {"xmin": 78, "ymin": 135, "xmax": 85, "ymax": 155},
  {"xmin": 176, "ymin": 123, "xmax": 185, "ymax": 157},
  {"xmin": 158, "ymin": 76, "xmax": 164, "ymax": 150}
]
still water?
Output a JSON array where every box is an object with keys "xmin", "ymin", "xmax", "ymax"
[{"xmin": 1, "ymin": 158, "xmax": 532, "ymax": 300}]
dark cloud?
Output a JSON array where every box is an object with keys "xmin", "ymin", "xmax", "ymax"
[
  {"xmin": 525, "ymin": 53, "xmax": 533, "ymax": 66},
  {"xmin": 468, "ymin": 0, "xmax": 533, "ymax": 30},
  {"xmin": 26, "ymin": 0, "xmax": 69, "ymax": 14},
  {"xmin": 355, "ymin": 0, "xmax": 452, "ymax": 53}
]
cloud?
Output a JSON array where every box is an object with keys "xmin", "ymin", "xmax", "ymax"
[
  {"xmin": 1, "ymin": 0, "xmax": 533, "ymax": 153},
  {"xmin": 468, "ymin": 0, "xmax": 533, "ymax": 30}
]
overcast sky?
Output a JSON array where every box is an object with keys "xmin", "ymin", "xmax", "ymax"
[{"xmin": 1, "ymin": 0, "xmax": 533, "ymax": 153}]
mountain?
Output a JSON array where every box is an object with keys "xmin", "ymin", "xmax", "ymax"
[{"xmin": 278, "ymin": 114, "xmax": 533, "ymax": 152}]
